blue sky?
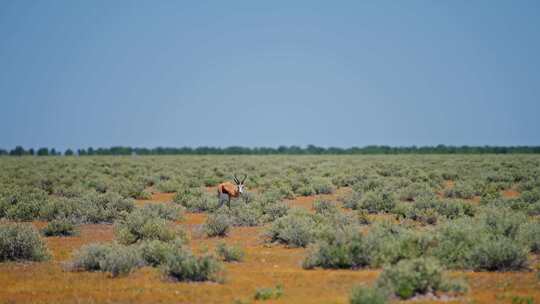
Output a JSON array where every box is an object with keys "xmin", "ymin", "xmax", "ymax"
[{"xmin": 1, "ymin": 1, "xmax": 539, "ymax": 150}]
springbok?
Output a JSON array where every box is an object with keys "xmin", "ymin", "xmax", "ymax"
[{"xmin": 217, "ymin": 174, "xmax": 247, "ymax": 208}]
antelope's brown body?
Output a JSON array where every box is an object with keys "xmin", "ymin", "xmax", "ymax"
[{"xmin": 217, "ymin": 182, "xmax": 240, "ymax": 198}]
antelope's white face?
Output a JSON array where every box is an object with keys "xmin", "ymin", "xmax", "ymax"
[
  {"xmin": 238, "ymin": 184, "xmax": 245, "ymax": 194},
  {"xmin": 234, "ymin": 174, "xmax": 248, "ymax": 195}
]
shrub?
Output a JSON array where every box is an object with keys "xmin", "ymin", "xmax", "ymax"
[
  {"xmin": 375, "ymin": 258, "xmax": 444, "ymax": 300},
  {"xmin": 266, "ymin": 209, "xmax": 317, "ymax": 247},
  {"xmin": 518, "ymin": 221, "xmax": 540, "ymax": 253},
  {"xmin": 139, "ymin": 203, "xmax": 184, "ymax": 221},
  {"xmin": 229, "ymin": 203, "xmax": 262, "ymax": 227},
  {"xmin": 204, "ymin": 212, "xmax": 232, "ymax": 237},
  {"xmin": 115, "ymin": 208, "xmax": 185, "ymax": 245},
  {"xmin": 174, "ymin": 188, "xmax": 218, "ymax": 212},
  {"xmin": 70, "ymin": 243, "xmax": 142, "ymax": 277},
  {"xmin": 39, "ymin": 196, "xmax": 84, "ymax": 222},
  {"xmin": 42, "ymin": 218, "xmax": 77, "ymax": 237},
  {"xmin": 443, "ymin": 181, "xmax": 475, "ymax": 199},
  {"xmin": 261, "ymin": 201, "xmax": 289, "ymax": 222},
  {"xmin": 3, "ymin": 189, "xmax": 48, "ymax": 221},
  {"xmin": 467, "ymin": 236, "xmax": 528, "ymax": 271},
  {"xmin": 98, "ymin": 245, "xmax": 142, "ymax": 277},
  {"xmin": 303, "ymin": 231, "xmax": 368, "ymax": 269},
  {"xmin": 156, "ymin": 179, "xmax": 182, "ymax": 193},
  {"xmin": 313, "ymin": 199, "xmax": 339, "ymax": 215},
  {"xmin": 254, "ymin": 284, "xmax": 284, "ymax": 300},
  {"xmin": 138, "ymin": 239, "xmax": 183, "ymax": 266},
  {"xmin": 311, "ymin": 178, "xmax": 335, "ymax": 194},
  {"xmin": 70, "ymin": 243, "xmax": 111, "ymax": 271},
  {"xmin": 0, "ymin": 223, "xmax": 50, "ymax": 262},
  {"xmin": 479, "ymin": 207, "xmax": 526, "ymax": 239},
  {"xmin": 432, "ymin": 217, "xmax": 483, "ymax": 268},
  {"xmin": 162, "ymin": 248, "xmax": 223, "ymax": 282},
  {"xmin": 349, "ymin": 285, "xmax": 388, "ymax": 304},
  {"xmin": 358, "ymin": 190, "xmax": 396, "ymax": 214},
  {"xmin": 215, "ymin": 242, "xmax": 245, "ymax": 262},
  {"xmin": 80, "ymin": 191, "xmax": 135, "ymax": 223}
]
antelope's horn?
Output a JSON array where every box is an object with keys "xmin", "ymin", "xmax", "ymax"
[
  {"xmin": 233, "ymin": 174, "xmax": 239, "ymax": 184},
  {"xmin": 241, "ymin": 174, "xmax": 247, "ymax": 183}
]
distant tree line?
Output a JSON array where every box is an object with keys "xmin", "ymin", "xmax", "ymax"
[{"xmin": 1, "ymin": 145, "xmax": 540, "ymax": 156}]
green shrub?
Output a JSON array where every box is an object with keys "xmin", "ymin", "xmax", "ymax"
[
  {"xmin": 138, "ymin": 239, "xmax": 183, "ymax": 266},
  {"xmin": 303, "ymin": 231, "xmax": 368, "ymax": 269},
  {"xmin": 432, "ymin": 217, "xmax": 483, "ymax": 268},
  {"xmin": 70, "ymin": 243, "xmax": 142, "ymax": 277},
  {"xmin": 162, "ymin": 248, "xmax": 223, "ymax": 282},
  {"xmin": 0, "ymin": 223, "xmax": 50, "ymax": 262},
  {"xmin": 313, "ymin": 199, "xmax": 339, "ymax": 215},
  {"xmin": 99, "ymin": 245, "xmax": 142, "ymax": 277},
  {"xmin": 443, "ymin": 181, "xmax": 475, "ymax": 199},
  {"xmin": 518, "ymin": 221, "xmax": 540, "ymax": 253},
  {"xmin": 479, "ymin": 207, "xmax": 526, "ymax": 239},
  {"xmin": 174, "ymin": 188, "xmax": 218, "ymax": 212},
  {"xmin": 266, "ymin": 209, "xmax": 317, "ymax": 247},
  {"xmin": 70, "ymin": 243, "xmax": 111, "ymax": 271},
  {"xmin": 467, "ymin": 236, "xmax": 528, "ymax": 271},
  {"xmin": 311, "ymin": 178, "xmax": 335, "ymax": 194},
  {"xmin": 349, "ymin": 285, "xmax": 388, "ymax": 304},
  {"xmin": 42, "ymin": 218, "xmax": 77, "ymax": 237},
  {"xmin": 115, "ymin": 208, "xmax": 185, "ymax": 245},
  {"xmin": 204, "ymin": 212, "xmax": 232, "ymax": 237},
  {"xmin": 156, "ymin": 179, "xmax": 182, "ymax": 193},
  {"xmin": 39, "ymin": 196, "xmax": 83, "ymax": 222},
  {"xmin": 254, "ymin": 284, "xmax": 284, "ymax": 300},
  {"xmin": 139, "ymin": 203, "xmax": 184, "ymax": 221},
  {"xmin": 261, "ymin": 201, "xmax": 289, "ymax": 222},
  {"xmin": 375, "ymin": 258, "xmax": 444, "ymax": 300},
  {"xmin": 364, "ymin": 222, "xmax": 431, "ymax": 267},
  {"xmin": 215, "ymin": 242, "xmax": 245, "ymax": 262},
  {"xmin": 358, "ymin": 190, "xmax": 396, "ymax": 214},
  {"xmin": 3, "ymin": 189, "xmax": 48, "ymax": 221},
  {"xmin": 80, "ymin": 191, "xmax": 135, "ymax": 223}
]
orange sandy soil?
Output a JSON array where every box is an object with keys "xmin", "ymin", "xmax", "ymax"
[{"xmin": 1, "ymin": 190, "xmax": 539, "ymax": 304}]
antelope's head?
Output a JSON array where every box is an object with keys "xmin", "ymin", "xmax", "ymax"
[{"xmin": 233, "ymin": 174, "xmax": 248, "ymax": 194}]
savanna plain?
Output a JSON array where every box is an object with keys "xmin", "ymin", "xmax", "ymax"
[{"xmin": 0, "ymin": 155, "xmax": 539, "ymax": 304}]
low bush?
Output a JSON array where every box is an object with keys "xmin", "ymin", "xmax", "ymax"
[
  {"xmin": 261, "ymin": 201, "xmax": 289, "ymax": 222},
  {"xmin": 467, "ymin": 236, "xmax": 528, "ymax": 271},
  {"xmin": 162, "ymin": 248, "xmax": 223, "ymax": 282},
  {"xmin": 357, "ymin": 190, "xmax": 396, "ymax": 214},
  {"xmin": 99, "ymin": 245, "xmax": 142, "ymax": 277},
  {"xmin": 443, "ymin": 181, "xmax": 475, "ymax": 199},
  {"xmin": 313, "ymin": 199, "xmax": 339, "ymax": 215},
  {"xmin": 70, "ymin": 243, "xmax": 142, "ymax": 277},
  {"xmin": 174, "ymin": 188, "xmax": 218, "ymax": 212},
  {"xmin": 115, "ymin": 208, "xmax": 185, "ymax": 245},
  {"xmin": 375, "ymin": 258, "xmax": 444, "ymax": 300},
  {"xmin": 139, "ymin": 203, "xmax": 184, "ymax": 221},
  {"xmin": 518, "ymin": 222, "xmax": 540, "ymax": 253},
  {"xmin": 253, "ymin": 284, "xmax": 284, "ymax": 300},
  {"xmin": 0, "ymin": 223, "xmax": 50, "ymax": 262},
  {"xmin": 2, "ymin": 189, "xmax": 48, "ymax": 221},
  {"xmin": 204, "ymin": 212, "xmax": 232, "ymax": 237},
  {"xmin": 266, "ymin": 209, "xmax": 317, "ymax": 247},
  {"xmin": 311, "ymin": 178, "xmax": 335, "ymax": 194},
  {"xmin": 349, "ymin": 285, "xmax": 388, "ymax": 304},
  {"xmin": 215, "ymin": 242, "xmax": 245, "ymax": 262},
  {"xmin": 303, "ymin": 231, "xmax": 368, "ymax": 269},
  {"xmin": 42, "ymin": 218, "xmax": 77, "ymax": 237},
  {"xmin": 80, "ymin": 191, "xmax": 135, "ymax": 223},
  {"xmin": 138, "ymin": 239, "xmax": 183, "ymax": 266}
]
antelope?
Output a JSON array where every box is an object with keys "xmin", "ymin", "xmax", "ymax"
[{"xmin": 217, "ymin": 174, "xmax": 247, "ymax": 208}]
